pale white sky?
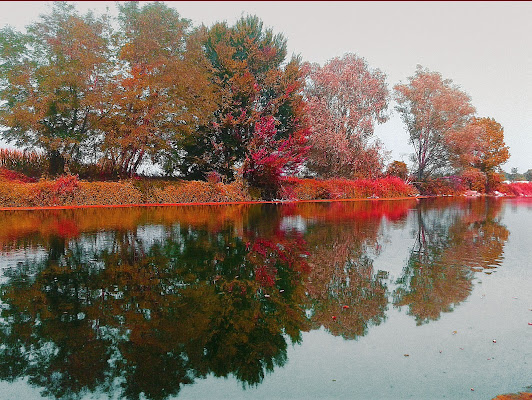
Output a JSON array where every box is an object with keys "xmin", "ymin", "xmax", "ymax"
[{"xmin": 1, "ymin": 1, "xmax": 531, "ymax": 172}]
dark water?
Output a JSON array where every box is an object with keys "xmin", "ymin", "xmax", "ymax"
[{"xmin": 0, "ymin": 198, "xmax": 530, "ymax": 400}]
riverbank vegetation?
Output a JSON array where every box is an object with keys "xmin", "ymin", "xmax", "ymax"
[{"xmin": 0, "ymin": 2, "xmax": 526, "ymax": 206}]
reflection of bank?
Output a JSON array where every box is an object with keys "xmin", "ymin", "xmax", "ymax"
[{"xmin": 393, "ymin": 198, "xmax": 509, "ymax": 325}]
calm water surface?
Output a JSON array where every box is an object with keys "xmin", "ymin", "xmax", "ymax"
[{"xmin": 0, "ymin": 198, "xmax": 530, "ymax": 400}]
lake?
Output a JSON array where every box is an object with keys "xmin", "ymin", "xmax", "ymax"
[{"xmin": 0, "ymin": 198, "xmax": 530, "ymax": 400}]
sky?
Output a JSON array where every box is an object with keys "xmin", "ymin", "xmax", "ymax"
[{"xmin": 1, "ymin": 1, "xmax": 531, "ymax": 172}]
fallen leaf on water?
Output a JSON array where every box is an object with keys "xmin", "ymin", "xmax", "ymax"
[
  {"xmin": 342, "ymin": 305, "xmax": 349, "ymax": 309},
  {"xmin": 404, "ymin": 354, "xmax": 409, "ymax": 357},
  {"xmin": 452, "ymin": 330, "xmax": 458, "ymax": 335}
]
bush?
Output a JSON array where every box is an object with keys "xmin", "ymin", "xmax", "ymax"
[
  {"xmin": 280, "ymin": 176, "xmax": 417, "ymax": 200},
  {"xmin": 414, "ymin": 177, "xmax": 465, "ymax": 196},
  {"xmin": 498, "ymin": 182, "xmax": 532, "ymax": 196},
  {"xmin": 460, "ymin": 169, "xmax": 487, "ymax": 193},
  {"xmin": 0, "ymin": 148, "xmax": 48, "ymax": 178}
]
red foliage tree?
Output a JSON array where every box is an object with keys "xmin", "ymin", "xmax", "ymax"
[
  {"xmin": 304, "ymin": 54, "xmax": 389, "ymax": 178},
  {"xmin": 243, "ymin": 116, "xmax": 308, "ymax": 199}
]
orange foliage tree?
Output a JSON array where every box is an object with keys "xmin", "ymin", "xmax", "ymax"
[
  {"xmin": 0, "ymin": 3, "xmax": 112, "ymax": 175},
  {"xmin": 394, "ymin": 66, "xmax": 476, "ymax": 181},
  {"xmin": 448, "ymin": 117, "xmax": 510, "ymax": 191},
  {"xmin": 98, "ymin": 2, "xmax": 217, "ymax": 177}
]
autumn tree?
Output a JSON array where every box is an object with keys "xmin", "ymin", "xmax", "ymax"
[
  {"xmin": 446, "ymin": 117, "xmax": 510, "ymax": 191},
  {"xmin": 0, "ymin": 2, "xmax": 112, "ymax": 175},
  {"xmin": 304, "ymin": 53, "xmax": 389, "ymax": 179},
  {"xmin": 394, "ymin": 66, "xmax": 476, "ymax": 181},
  {"xmin": 176, "ymin": 15, "xmax": 308, "ymax": 182},
  {"xmin": 98, "ymin": 2, "xmax": 217, "ymax": 177},
  {"xmin": 385, "ymin": 160, "xmax": 409, "ymax": 181},
  {"xmin": 242, "ymin": 116, "xmax": 307, "ymax": 199}
]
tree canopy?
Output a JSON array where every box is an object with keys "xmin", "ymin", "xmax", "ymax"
[{"xmin": 394, "ymin": 66, "xmax": 476, "ymax": 181}]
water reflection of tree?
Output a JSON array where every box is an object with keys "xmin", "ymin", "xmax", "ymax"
[
  {"xmin": 0, "ymin": 219, "xmax": 310, "ymax": 399},
  {"xmin": 394, "ymin": 198, "xmax": 509, "ymax": 325},
  {"xmin": 300, "ymin": 201, "xmax": 413, "ymax": 340}
]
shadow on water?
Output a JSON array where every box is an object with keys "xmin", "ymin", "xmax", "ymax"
[{"xmin": 0, "ymin": 198, "xmax": 516, "ymax": 399}]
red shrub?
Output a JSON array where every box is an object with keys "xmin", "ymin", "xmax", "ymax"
[
  {"xmin": 280, "ymin": 176, "xmax": 417, "ymax": 200},
  {"xmin": 0, "ymin": 167, "xmax": 36, "ymax": 183},
  {"xmin": 499, "ymin": 182, "xmax": 532, "ymax": 196}
]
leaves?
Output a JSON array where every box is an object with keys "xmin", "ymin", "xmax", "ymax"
[
  {"xmin": 394, "ymin": 66, "xmax": 476, "ymax": 180},
  {"xmin": 304, "ymin": 54, "xmax": 390, "ymax": 179}
]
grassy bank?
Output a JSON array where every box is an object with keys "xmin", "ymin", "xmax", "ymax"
[{"xmin": 0, "ymin": 169, "xmax": 418, "ymax": 209}]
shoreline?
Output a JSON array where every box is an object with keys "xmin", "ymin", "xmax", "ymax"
[{"xmin": 0, "ymin": 195, "xmax": 423, "ymax": 212}]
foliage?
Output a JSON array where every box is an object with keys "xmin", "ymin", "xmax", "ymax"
[
  {"xmin": 414, "ymin": 177, "xmax": 464, "ymax": 196},
  {"xmin": 448, "ymin": 117, "xmax": 510, "ymax": 174},
  {"xmin": 280, "ymin": 176, "xmax": 417, "ymax": 200},
  {"xmin": 394, "ymin": 66, "xmax": 476, "ymax": 180},
  {"xmin": 304, "ymin": 53, "xmax": 389, "ymax": 178},
  {"xmin": 460, "ymin": 169, "xmax": 487, "ymax": 192},
  {"xmin": 99, "ymin": 2, "xmax": 217, "ymax": 178},
  {"xmin": 242, "ymin": 116, "xmax": 308, "ymax": 199},
  {"xmin": 498, "ymin": 182, "xmax": 532, "ymax": 196},
  {"xmin": 0, "ymin": 148, "xmax": 48, "ymax": 178},
  {"xmin": 0, "ymin": 3, "xmax": 112, "ymax": 175},
  {"xmin": 176, "ymin": 15, "xmax": 308, "ymax": 182},
  {"xmin": 385, "ymin": 160, "xmax": 409, "ymax": 181}
]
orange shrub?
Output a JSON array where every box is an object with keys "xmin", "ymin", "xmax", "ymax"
[
  {"xmin": 460, "ymin": 169, "xmax": 487, "ymax": 193},
  {"xmin": 280, "ymin": 176, "xmax": 417, "ymax": 200},
  {"xmin": 414, "ymin": 177, "xmax": 465, "ymax": 196},
  {"xmin": 148, "ymin": 180, "xmax": 251, "ymax": 204}
]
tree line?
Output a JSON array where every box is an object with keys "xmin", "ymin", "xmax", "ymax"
[{"xmin": 0, "ymin": 2, "xmax": 511, "ymax": 196}]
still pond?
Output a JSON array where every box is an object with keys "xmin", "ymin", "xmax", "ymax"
[{"xmin": 0, "ymin": 198, "xmax": 530, "ymax": 400}]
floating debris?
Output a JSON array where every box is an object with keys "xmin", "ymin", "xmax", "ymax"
[
  {"xmin": 452, "ymin": 330, "xmax": 458, "ymax": 335},
  {"xmin": 404, "ymin": 354, "xmax": 409, "ymax": 357},
  {"xmin": 492, "ymin": 339, "xmax": 497, "ymax": 343}
]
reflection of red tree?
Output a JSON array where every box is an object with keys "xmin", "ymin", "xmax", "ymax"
[
  {"xmin": 247, "ymin": 230, "xmax": 310, "ymax": 289},
  {"xmin": 52, "ymin": 219, "xmax": 80, "ymax": 238},
  {"xmin": 303, "ymin": 207, "xmax": 388, "ymax": 339}
]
